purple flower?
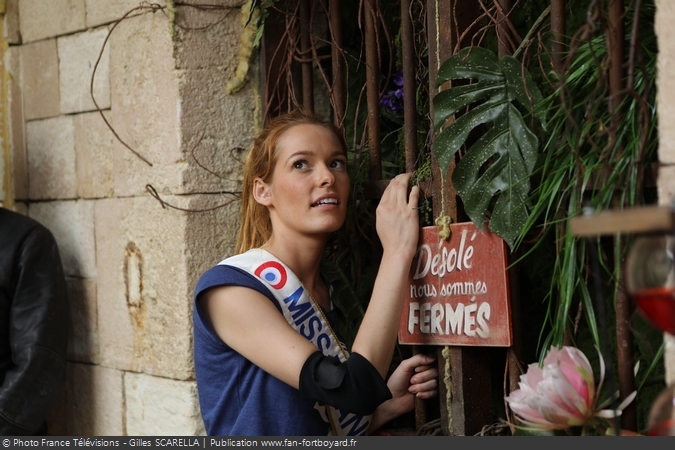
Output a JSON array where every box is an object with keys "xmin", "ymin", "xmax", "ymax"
[
  {"xmin": 393, "ymin": 70, "xmax": 404, "ymax": 87},
  {"xmin": 380, "ymin": 90, "xmax": 403, "ymax": 114},
  {"xmin": 380, "ymin": 71, "xmax": 405, "ymax": 115}
]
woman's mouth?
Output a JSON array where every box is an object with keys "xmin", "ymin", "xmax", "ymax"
[{"xmin": 311, "ymin": 198, "xmax": 338, "ymax": 207}]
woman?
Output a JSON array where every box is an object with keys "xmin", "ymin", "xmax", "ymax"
[{"xmin": 193, "ymin": 109, "xmax": 437, "ymax": 436}]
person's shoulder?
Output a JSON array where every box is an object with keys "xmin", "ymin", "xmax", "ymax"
[
  {"xmin": 0, "ymin": 207, "xmax": 55, "ymax": 245},
  {"xmin": 0, "ymin": 207, "xmax": 42, "ymax": 230},
  {"xmin": 195, "ymin": 260, "xmax": 261, "ymax": 298}
]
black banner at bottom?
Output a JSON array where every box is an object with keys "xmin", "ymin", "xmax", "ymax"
[{"xmin": 2, "ymin": 436, "xmax": 669, "ymax": 450}]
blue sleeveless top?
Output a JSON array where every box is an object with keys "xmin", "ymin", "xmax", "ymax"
[{"xmin": 193, "ymin": 264, "xmax": 340, "ymax": 436}]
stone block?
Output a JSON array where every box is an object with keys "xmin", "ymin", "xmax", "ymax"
[
  {"xmin": 657, "ymin": 0, "xmax": 675, "ymax": 164},
  {"xmin": 3, "ymin": 0, "xmax": 21, "ymax": 44},
  {"xmin": 125, "ymin": 372, "xmax": 205, "ymax": 436},
  {"xmin": 85, "ymin": 0, "xmax": 143, "ymax": 27},
  {"xmin": 64, "ymin": 363, "xmax": 124, "ymax": 435},
  {"xmin": 5, "ymin": 46, "xmax": 28, "ymax": 200},
  {"xmin": 173, "ymin": 0, "xmax": 243, "ymax": 70},
  {"xmin": 58, "ymin": 27, "xmax": 111, "ymax": 114},
  {"xmin": 66, "ymin": 278, "xmax": 99, "ymax": 364},
  {"xmin": 666, "ymin": 333, "xmax": 675, "ymax": 385},
  {"xmin": 658, "ymin": 166, "xmax": 675, "ymax": 208},
  {"xmin": 18, "ymin": 0, "xmax": 85, "ymax": 43},
  {"xmin": 12, "ymin": 201, "xmax": 28, "ymax": 215},
  {"xmin": 93, "ymin": 193, "xmax": 240, "ymax": 381},
  {"xmin": 29, "ymin": 200, "xmax": 96, "ymax": 278},
  {"xmin": 179, "ymin": 68, "xmax": 254, "ymax": 194},
  {"xmin": 109, "ymin": 12, "xmax": 182, "ymax": 197},
  {"xmin": 20, "ymin": 39, "xmax": 60, "ymax": 120},
  {"xmin": 95, "ymin": 196, "xmax": 194, "ymax": 380},
  {"xmin": 26, "ymin": 116, "xmax": 76, "ymax": 200},
  {"xmin": 74, "ymin": 111, "xmax": 114, "ymax": 198},
  {"xmin": 185, "ymin": 194, "xmax": 242, "ymax": 287}
]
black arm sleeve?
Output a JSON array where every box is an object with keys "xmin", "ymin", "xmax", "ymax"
[{"xmin": 299, "ymin": 351, "xmax": 392, "ymax": 415}]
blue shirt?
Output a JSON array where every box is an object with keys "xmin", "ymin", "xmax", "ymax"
[{"xmin": 193, "ymin": 264, "xmax": 340, "ymax": 436}]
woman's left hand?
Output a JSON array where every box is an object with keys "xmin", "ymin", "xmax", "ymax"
[
  {"xmin": 389, "ymin": 353, "xmax": 439, "ymax": 408},
  {"xmin": 368, "ymin": 353, "xmax": 438, "ymax": 433}
]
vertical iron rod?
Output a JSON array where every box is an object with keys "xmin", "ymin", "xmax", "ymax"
[
  {"xmin": 495, "ymin": 0, "xmax": 512, "ymax": 58},
  {"xmin": 300, "ymin": 0, "xmax": 314, "ymax": 112},
  {"xmin": 608, "ymin": 0, "xmax": 637, "ymax": 431},
  {"xmin": 329, "ymin": 0, "xmax": 345, "ymax": 129},
  {"xmin": 588, "ymin": 238, "xmax": 621, "ymax": 436},
  {"xmin": 608, "ymin": 0, "xmax": 625, "ymax": 120},
  {"xmin": 401, "ymin": 0, "xmax": 418, "ymax": 174},
  {"xmin": 550, "ymin": 0, "xmax": 566, "ymax": 74},
  {"xmin": 364, "ymin": 0, "xmax": 382, "ymax": 180}
]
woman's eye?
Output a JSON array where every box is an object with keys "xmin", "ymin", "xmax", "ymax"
[
  {"xmin": 293, "ymin": 160, "xmax": 308, "ymax": 169},
  {"xmin": 330, "ymin": 159, "xmax": 346, "ymax": 169}
]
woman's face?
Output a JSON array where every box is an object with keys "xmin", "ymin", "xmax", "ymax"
[{"xmin": 254, "ymin": 124, "xmax": 350, "ymax": 238}]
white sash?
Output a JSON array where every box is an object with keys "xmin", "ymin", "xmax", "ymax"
[{"xmin": 220, "ymin": 249, "xmax": 372, "ymax": 436}]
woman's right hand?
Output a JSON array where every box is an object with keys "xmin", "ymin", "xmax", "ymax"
[{"xmin": 375, "ymin": 173, "xmax": 420, "ymax": 261}]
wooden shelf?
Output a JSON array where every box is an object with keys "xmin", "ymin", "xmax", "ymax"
[{"xmin": 569, "ymin": 206, "xmax": 675, "ymax": 236}]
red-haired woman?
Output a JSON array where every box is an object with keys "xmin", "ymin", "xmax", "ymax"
[{"xmin": 194, "ymin": 109, "xmax": 437, "ymax": 436}]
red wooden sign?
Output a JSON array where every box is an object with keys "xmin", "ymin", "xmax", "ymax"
[{"xmin": 398, "ymin": 223, "xmax": 512, "ymax": 346}]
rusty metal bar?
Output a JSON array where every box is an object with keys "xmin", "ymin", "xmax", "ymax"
[
  {"xmin": 364, "ymin": 0, "xmax": 382, "ymax": 180},
  {"xmin": 616, "ymin": 259, "xmax": 637, "ymax": 430},
  {"xmin": 607, "ymin": 0, "xmax": 636, "ymax": 431},
  {"xmin": 495, "ymin": 0, "xmax": 512, "ymax": 58},
  {"xmin": 608, "ymin": 0, "xmax": 625, "ymax": 121},
  {"xmin": 550, "ymin": 0, "xmax": 566, "ymax": 74},
  {"xmin": 428, "ymin": 0, "xmax": 457, "ymax": 216},
  {"xmin": 260, "ymin": 1, "xmax": 291, "ymax": 122},
  {"xmin": 329, "ymin": 0, "xmax": 345, "ymax": 129},
  {"xmin": 401, "ymin": 0, "xmax": 428, "ymax": 429},
  {"xmin": 401, "ymin": 0, "xmax": 418, "ymax": 174},
  {"xmin": 428, "ymin": 0, "xmax": 492, "ymax": 436},
  {"xmin": 299, "ymin": 0, "xmax": 314, "ymax": 112}
]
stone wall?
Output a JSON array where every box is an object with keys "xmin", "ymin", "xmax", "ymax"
[
  {"xmin": 655, "ymin": 0, "xmax": 675, "ymax": 385},
  {"xmin": 1, "ymin": 0, "xmax": 253, "ymax": 435}
]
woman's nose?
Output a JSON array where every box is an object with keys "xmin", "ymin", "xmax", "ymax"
[{"xmin": 318, "ymin": 164, "xmax": 335, "ymax": 186}]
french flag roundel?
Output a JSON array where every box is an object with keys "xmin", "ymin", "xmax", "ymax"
[{"xmin": 254, "ymin": 261, "xmax": 287, "ymax": 290}]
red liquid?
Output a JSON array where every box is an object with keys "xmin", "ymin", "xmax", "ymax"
[
  {"xmin": 648, "ymin": 419, "xmax": 675, "ymax": 436},
  {"xmin": 632, "ymin": 287, "xmax": 675, "ymax": 336}
]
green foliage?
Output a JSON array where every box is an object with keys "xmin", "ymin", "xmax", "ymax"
[
  {"xmin": 523, "ymin": 20, "xmax": 658, "ymax": 357},
  {"xmin": 246, "ymin": 0, "xmax": 279, "ymax": 49},
  {"xmin": 433, "ymin": 47, "xmax": 545, "ymax": 249},
  {"xmin": 428, "ymin": 2, "xmax": 662, "ymax": 430}
]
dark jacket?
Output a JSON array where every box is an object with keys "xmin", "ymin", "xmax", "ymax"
[{"xmin": 0, "ymin": 208, "xmax": 68, "ymax": 435}]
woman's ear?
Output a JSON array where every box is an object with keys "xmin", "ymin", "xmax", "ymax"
[{"xmin": 253, "ymin": 177, "xmax": 273, "ymax": 206}]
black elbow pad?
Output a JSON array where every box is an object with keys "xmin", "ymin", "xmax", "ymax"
[{"xmin": 299, "ymin": 351, "xmax": 392, "ymax": 415}]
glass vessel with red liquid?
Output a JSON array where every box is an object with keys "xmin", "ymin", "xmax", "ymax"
[{"xmin": 625, "ymin": 234, "xmax": 675, "ymax": 435}]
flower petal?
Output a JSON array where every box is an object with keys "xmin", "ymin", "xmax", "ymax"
[
  {"xmin": 537, "ymin": 364, "xmax": 590, "ymax": 418},
  {"xmin": 519, "ymin": 386, "xmax": 585, "ymax": 426},
  {"xmin": 557, "ymin": 347, "xmax": 594, "ymax": 401}
]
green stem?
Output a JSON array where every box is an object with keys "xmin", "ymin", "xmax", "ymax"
[{"xmin": 513, "ymin": 5, "xmax": 551, "ymax": 59}]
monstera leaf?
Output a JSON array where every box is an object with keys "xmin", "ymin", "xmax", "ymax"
[{"xmin": 433, "ymin": 47, "xmax": 545, "ymax": 249}]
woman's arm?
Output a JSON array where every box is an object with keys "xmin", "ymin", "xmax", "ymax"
[
  {"xmin": 201, "ymin": 285, "xmax": 317, "ymax": 388},
  {"xmin": 351, "ymin": 173, "xmax": 420, "ymax": 377}
]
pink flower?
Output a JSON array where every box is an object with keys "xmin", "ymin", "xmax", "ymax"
[{"xmin": 505, "ymin": 346, "xmax": 635, "ymax": 432}]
